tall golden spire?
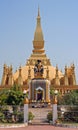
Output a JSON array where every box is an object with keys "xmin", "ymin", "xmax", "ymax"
[
  {"xmin": 33, "ymin": 8, "xmax": 45, "ymax": 54},
  {"xmin": 34, "ymin": 7, "xmax": 44, "ymax": 41}
]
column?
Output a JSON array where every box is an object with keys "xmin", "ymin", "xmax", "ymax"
[
  {"xmin": 24, "ymin": 98, "xmax": 29, "ymax": 125},
  {"xmin": 52, "ymin": 90, "xmax": 58, "ymax": 124}
]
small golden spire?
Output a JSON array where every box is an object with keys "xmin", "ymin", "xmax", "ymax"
[
  {"xmin": 56, "ymin": 64, "xmax": 58, "ymax": 77},
  {"xmin": 19, "ymin": 65, "xmax": 22, "ymax": 77},
  {"xmin": 65, "ymin": 65, "xmax": 67, "ymax": 76}
]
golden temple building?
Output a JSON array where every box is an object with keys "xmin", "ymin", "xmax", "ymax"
[{"xmin": 0, "ymin": 8, "xmax": 78, "ymax": 99}]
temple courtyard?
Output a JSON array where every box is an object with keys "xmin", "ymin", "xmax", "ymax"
[{"xmin": 0, "ymin": 125, "xmax": 78, "ymax": 130}]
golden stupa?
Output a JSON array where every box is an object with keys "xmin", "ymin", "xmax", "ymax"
[{"xmin": 1, "ymin": 8, "xmax": 77, "ymax": 94}]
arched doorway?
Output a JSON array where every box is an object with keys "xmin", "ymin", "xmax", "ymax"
[
  {"xmin": 37, "ymin": 89, "xmax": 43, "ymax": 101},
  {"xmin": 36, "ymin": 86, "xmax": 44, "ymax": 101}
]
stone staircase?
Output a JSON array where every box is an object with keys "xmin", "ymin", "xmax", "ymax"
[{"xmin": 29, "ymin": 107, "xmax": 52, "ymax": 124}]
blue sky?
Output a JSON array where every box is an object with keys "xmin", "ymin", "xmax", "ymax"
[{"xmin": 0, "ymin": 0, "xmax": 78, "ymax": 83}]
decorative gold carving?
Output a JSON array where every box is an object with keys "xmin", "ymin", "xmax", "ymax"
[
  {"xmin": 28, "ymin": 66, "xmax": 31, "ymax": 79},
  {"xmin": 24, "ymin": 98, "xmax": 29, "ymax": 104},
  {"xmin": 46, "ymin": 66, "xmax": 49, "ymax": 79},
  {"xmin": 53, "ymin": 96, "xmax": 57, "ymax": 104}
]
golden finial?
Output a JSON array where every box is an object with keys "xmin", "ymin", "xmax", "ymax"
[{"xmin": 38, "ymin": 6, "xmax": 40, "ymax": 16}]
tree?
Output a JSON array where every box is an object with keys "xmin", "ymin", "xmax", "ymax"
[
  {"xmin": 0, "ymin": 84, "xmax": 24, "ymax": 105},
  {"xmin": 0, "ymin": 85, "xmax": 25, "ymax": 123},
  {"xmin": 6, "ymin": 85, "xmax": 24, "ymax": 105},
  {"xmin": 58, "ymin": 90, "xmax": 78, "ymax": 105},
  {"xmin": 0, "ymin": 88, "xmax": 9, "ymax": 105}
]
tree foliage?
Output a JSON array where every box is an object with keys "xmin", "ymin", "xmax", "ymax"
[
  {"xmin": 58, "ymin": 90, "xmax": 78, "ymax": 105},
  {"xmin": 0, "ymin": 85, "xmax": 24, "ymax": 105}
]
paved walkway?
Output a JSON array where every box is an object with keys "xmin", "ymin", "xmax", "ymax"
[{"xmin": 0, "ymin": 125, "xmax": 77, "ymax": 130}]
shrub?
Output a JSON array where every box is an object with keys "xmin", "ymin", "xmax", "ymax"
[
  {"xmin": 63, "ymin": 111, "xmax": 78, "ymax": 123},
  {"xmin": 0, "ymin": 112, "xmax": 5, "ymax": 122},
  {"xmin": 28, "ymin": 112, "xmax": 34, "ymax": 121},
  {"xmin": 47, "ymin": 111, "xmax": 52, "ymax": 122}
]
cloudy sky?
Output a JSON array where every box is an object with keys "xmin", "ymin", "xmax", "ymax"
[{"xmin": 0, "ymin": 0, "xmax": 78, "ymax": 83}]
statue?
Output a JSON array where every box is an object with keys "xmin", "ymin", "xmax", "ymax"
[{"xmin": 34, "ymin": 60, "xmax": 44, "ymax": 78}]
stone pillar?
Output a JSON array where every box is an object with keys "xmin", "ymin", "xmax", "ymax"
[
  {"xmin": 53, "ymin": 104, "xmax": 57, "ymax": 124},
  {"xmin": 24, "ymin": 98, "xmax": 29, "ymax": 124},
  {"xmin": 52, "ymin": 91, "xmax": 58, "ymax": 125}
]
